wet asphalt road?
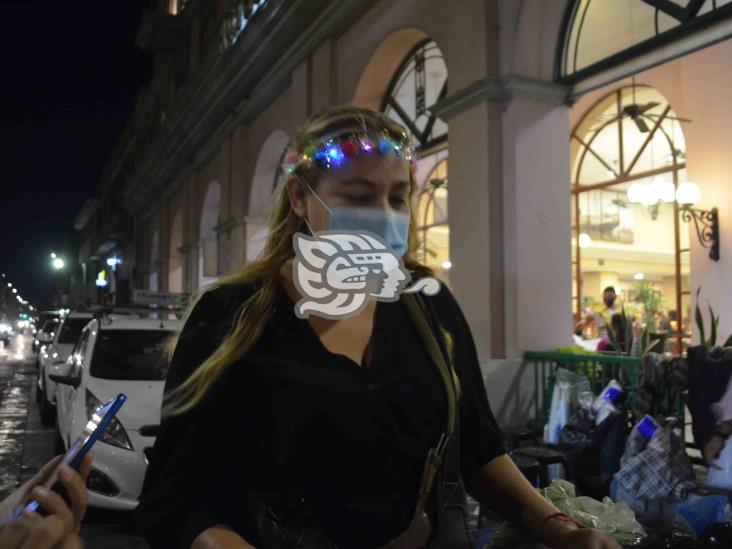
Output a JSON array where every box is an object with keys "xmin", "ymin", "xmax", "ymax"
[{"xmin": 0, "ymin": 332, "xmax": 149, "ymax": 548}]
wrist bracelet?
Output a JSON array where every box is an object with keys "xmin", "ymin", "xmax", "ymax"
[{"xmin": 539, "ymin": 512, "xmax": 579, "ymax": 544}]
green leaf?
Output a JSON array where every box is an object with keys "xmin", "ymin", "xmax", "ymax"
[
  {"xmin": 710, "ymin": 304, "xmax": 718, "ymax": 348},
  {"xmin": 696, "ymin": 287, "xmax": 706, "ymax": 347},
  {"xmin": 643, "ymin": 338, "xmax": 661, "ymax": 357},
  {"xmin": 724, "ymin": 334, "xmax": 732, "ymax": 348},
  {"xmin": 624, "ymin": 308, "xmax": 633, "ymax": 356}
]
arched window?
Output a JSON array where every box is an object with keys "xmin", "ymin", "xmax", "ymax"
[
  {"xmin": 571, "ymin": 85, "xmax": 690, "ymax": 353},
  {"xmin": 382, "ymin": 39, "xmax": 447, "ymax": 153},
  {"xmin": 199, "ymin": 181, "xmax": 221, "ymax": 289},
  {"xmin": 558, "ymin": 0, "xmax": 732, "ymax": 83},
  {"xmin": 149, "ymin": 229, "xmax": 160, "ymax": 292},
  {"xmin": 168, "ymin": 208, "xmax": 183, "ymax": 293},
  {"xmin": 382, "ymin": 39, "xmax": 450, "ymax": 283}
]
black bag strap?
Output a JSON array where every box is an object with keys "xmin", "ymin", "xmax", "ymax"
[{"xmin": 406, "ymin": 293, "xmax": 464, "ymax": 493}]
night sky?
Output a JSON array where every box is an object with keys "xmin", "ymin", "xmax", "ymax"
[{"xmin": 0, "ymin": 0, "xmax": 151, "ymax": 309}]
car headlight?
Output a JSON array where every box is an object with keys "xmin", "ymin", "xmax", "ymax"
[
  {"xmin": 0, "ymin": 324, "xmax": 10, "ymax": 333},
  {"xmin": 85, "ymin": 389, "xmax": 133, "ymax": 451}
]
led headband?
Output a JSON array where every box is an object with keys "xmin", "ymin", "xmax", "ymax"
[{"xmin": 282, "ymin": 129, "xmax": 416, "ymax": 176}]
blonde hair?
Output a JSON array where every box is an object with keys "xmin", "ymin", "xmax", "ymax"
[{"xmin": 163, "ymin": 105, "xmax": 458, "ymax": 418}]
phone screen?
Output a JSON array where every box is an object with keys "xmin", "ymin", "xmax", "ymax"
[{"xmin": 9, "ymin": 393, "xmax": 126, "ymax": 520}]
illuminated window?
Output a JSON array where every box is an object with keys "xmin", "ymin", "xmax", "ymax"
[{"xmin": 382, "ymin": 39, "xmax": 450, "ymax": 283}]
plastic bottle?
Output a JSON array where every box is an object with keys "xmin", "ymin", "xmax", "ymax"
[{"xmin": 592, "ymin": 380, "xmax": 624, "ymax": 425}]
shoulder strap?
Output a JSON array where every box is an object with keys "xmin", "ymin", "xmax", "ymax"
[{"xmin": 402, "ymin": 292, "xmax": 457, "ymax": 442}]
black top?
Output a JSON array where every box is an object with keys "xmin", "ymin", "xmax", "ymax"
[{"xmin": 134, "ymin": 279, "xmax": 506, "ymax": 549}]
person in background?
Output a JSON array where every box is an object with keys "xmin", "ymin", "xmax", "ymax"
[
  {"xmin": 577, "ymin": 287, "xmax": 620, "ymax": 338},
  {"xmin": 596, "ymin": 313, "xmax": 626, "ymax": 353},
  {"xmin": 655, "ymin": 310, "xmax": 672, "ymax": 333},
  {"xmin": 0, "ymin": 454, "xmax": 92, "ymax": 549}
]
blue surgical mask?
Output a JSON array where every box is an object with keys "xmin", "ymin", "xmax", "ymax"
[{"xmin": 304, "ymin": 184, "xmax": 410, "ymax": 257}]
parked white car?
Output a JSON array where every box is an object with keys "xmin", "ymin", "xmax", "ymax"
[
  {"xmin": 37, "ymin": 312, "xmax": 94, "ymax": 425},
  {"xmin": 51, "ymin": 314, "xmax": 181, "ymax": 510},
  {"xmin": 33, "ymin": 316, "xmax": 60, "ymax": 356}
]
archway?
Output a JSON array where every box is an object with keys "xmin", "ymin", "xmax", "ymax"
[
  {"xmin": 149, "ymin": 228, "xmax": 160, "ymax": 292},
  {"xmin": 247, "ymin": 130, "xmax": 290, "ymax": 262},
  {"xmin": 354, "ymin": 32, "xmax": 450, "ymax": 281},
  {"xmin": 168, "ymin": 208, "xmax": 183, "ymax": 293},
  {"xmin": 199, "ymin": 181, "xmax": 221, "ymax": 289},
  {"xmin": 571, "ymin": 84, "xmax": 690, "ymax": 353}
]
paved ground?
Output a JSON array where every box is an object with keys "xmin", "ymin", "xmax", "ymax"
[{"xmin": 0, "ymin": 332, "xmax": 148, "ymax": 548}]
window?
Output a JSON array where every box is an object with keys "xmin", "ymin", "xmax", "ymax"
[
  {"xmin": 381, "ymin": 39, "xmax": 450, "ymax": 283},
  {"xmin": 571, "ymin": 85, "xmax": 690, "ymax": 353},
  {"xmin": 90, "ymin": 330, "xmax": 174, "ymax": 381},
  {"xmin": 558, "ymin": 0, "xmax": 732, "ymax": 82},
  {"xmin": 58, "ymin": 318, "xmax": 92, "ymax": 345},
  {"xmin": 382, "ymin": 40, "xmax": 447, "ymax": 153},
  {"xmin": 168, "ymin": 0, "xmax": 188, "ymax": 15}
]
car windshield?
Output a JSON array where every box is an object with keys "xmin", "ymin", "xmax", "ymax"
[
  {"xmin": 90, "ymin": 330, "xmax": 174, "ymax": 381},
  {"xmin": 58, "ymin": 318, "xmax": 91, "ymax": 344},
  {"xmin": 40, "ymin": 319, "xmax": 60, "ymax": 333}
]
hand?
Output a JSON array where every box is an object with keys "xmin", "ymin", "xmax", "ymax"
[
  {"xmin": 552, "ymin": 527, "xmax": 621, "ymax": 549},
  {"xmin": 704, "ymin": 433, "xmax": 726, "ymax": 466},
  {"xmin": 0, "ymin": 512, "xmax": 83, "ymax": 548},
  {"xmin": 0, "ymin": 453, "xmax": 93, "ymax": 534}
]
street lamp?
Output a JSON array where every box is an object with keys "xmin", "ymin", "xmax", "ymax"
[{"xmin": 52, "ymin": 258, "xmax": 65, "ymax": 270}]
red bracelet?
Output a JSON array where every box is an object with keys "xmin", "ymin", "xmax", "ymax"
[{"xmin": 539, "ymin": 512, "xmax": 579, "ymax": 543}]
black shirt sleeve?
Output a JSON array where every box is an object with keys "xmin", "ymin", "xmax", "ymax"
[
  {"xmin": 428, "ymin": 285, "xmax": 507, "ymax": 490},
  {"xmin": 134, "ymin": 284, "xmax": 261, "ymax": 549}
]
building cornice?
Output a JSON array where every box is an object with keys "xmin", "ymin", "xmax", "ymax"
[{"xmin": 429, "ymin": 74, "xmax": 570, "ymax": 121}]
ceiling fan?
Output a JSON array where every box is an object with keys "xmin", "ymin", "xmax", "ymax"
[{"xmin": 591, "ymin": 76, "xmax": 692, "ymax": 133}]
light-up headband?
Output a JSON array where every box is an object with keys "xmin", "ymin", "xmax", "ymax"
[{"xmin": 281, "ymin": 129, "xmax": 416, "ymax": 176}]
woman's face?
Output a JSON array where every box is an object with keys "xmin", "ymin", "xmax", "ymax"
[{"xmin": 287, "ymin": 153, "xmax": 412, "ymax": 233}]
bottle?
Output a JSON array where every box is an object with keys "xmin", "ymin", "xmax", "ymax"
[{"xmin": 592, "ymin": 380, "xmax": 624, "ymax": 425}]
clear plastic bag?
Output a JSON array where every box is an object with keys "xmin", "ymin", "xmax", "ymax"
[
  {"xmin": 544, "ymin": 369, "xmax": 591, "ymax": 444},
  {"xmin": 540, "ymin": 479, "xmax": 647, "ymax": 545}
]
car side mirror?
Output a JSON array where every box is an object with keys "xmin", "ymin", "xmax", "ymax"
[{"xmin": 49, "ymin": 374, "xmax": 80, "ymax": 389}]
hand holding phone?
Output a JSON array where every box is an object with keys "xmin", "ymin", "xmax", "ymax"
[{"xmin": 3, "ymin": 394, "xmax": 126, "ymax": 527}]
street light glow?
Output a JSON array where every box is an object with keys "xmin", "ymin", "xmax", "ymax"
[
  {"xmin": 52, "ymin": 258, "xmax": 65, "ymax": 270},
  {"xmin": 12, "ymin": 289, "xmax": 17, "ymax": 294},
  {"xmin": 50, "ymin": 252, "xmax": 57, "ymax": 259}
]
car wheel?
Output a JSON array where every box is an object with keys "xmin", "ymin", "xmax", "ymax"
[
  {"xmin": 54, "ymin": 419, "xmax": 65, "ymax": 455},
  {"xmin": 40, "ymin": 392, "xmax": 55, "ymax": 427}
]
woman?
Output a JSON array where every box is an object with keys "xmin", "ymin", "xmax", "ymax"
[{"xmin": 135, "ymin": 106, "xmax": 619, "ymax": 548}]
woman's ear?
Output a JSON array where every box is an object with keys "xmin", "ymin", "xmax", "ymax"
[{"xmin": 285, "ymin": 176, "xmax": 308, "ymax": 218}]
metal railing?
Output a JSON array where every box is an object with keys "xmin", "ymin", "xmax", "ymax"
[{"xmin": 525, "ymin": 351, "xmax": 688, "ymax": 434}]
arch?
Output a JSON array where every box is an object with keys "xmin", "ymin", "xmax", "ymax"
[
  {"xmin": 168, "ymin": 208, "xmax": 183, "ymax": 293},
  {"xmin": 198, "ymin": 180, "xmax": 221, "ymax": 288},
  {"xmin": 352, "ymin": 27, "xmax": 429, "ymax": 111},
  {"xmin": 248, "ymin": 129, "xmax": 289, "ymax": 216},
  {"xmin": 556, "ymin": 0, "xmax": 732, "ymax": 84},
  {"xmin": 149, "ymin": 228, "xmax": 160, "ymax": 292},
  {"xmin": 353, "ymin": 28, "xmax": 450, "ymax": 282},
  {"xmin": 570, "ymin": 84, "xmax": 690, "ymax": 353}
]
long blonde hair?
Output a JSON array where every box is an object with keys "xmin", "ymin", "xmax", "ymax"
[{"xmin": 162, "ymin": 105, "xmax": 458, "ymax": 418}]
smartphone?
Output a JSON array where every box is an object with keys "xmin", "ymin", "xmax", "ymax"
[{"xmin": 8, "ymin": 393, "xmax": 127, "ymax": 521}]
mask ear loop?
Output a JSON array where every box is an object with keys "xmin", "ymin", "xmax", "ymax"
[{"xmin": 296, "ymin": 177, "xmax": 331, "ymax": 239}]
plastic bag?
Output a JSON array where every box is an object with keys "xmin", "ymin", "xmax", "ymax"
[
  {"xmin": 706, "ymin": 435, "xmax": 732, "ymax": 490},
  {"xmin": 544, "ymin": 369, "xmax": 590, "ymax": 444},
  {"xmin": 677, "ymin": 495, "xmax": 730, "ymax": 536},
  {"xmin": 540, "ymin": 479, "xmax": 647, "ymax": 545}
]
